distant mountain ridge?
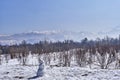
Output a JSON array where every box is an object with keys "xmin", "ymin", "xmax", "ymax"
[{"xmin": 0, "ymin": 27, "xmax": 120, "ymax": 45}]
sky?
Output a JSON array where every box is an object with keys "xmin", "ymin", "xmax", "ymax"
[{"xmin": 0, "ymin": 0, "xmax": 120, "ymax": 34}]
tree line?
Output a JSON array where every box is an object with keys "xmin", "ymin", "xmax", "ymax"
[{"xmin": 0, "ymin": 36, "xmax": 120, "ymax": 69}]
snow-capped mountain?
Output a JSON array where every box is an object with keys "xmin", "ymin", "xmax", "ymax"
[
  {"xmin": 0, "ymin": 30, "xmax": 97, "ymax": 45},
  {"xmin": 97, "ymin": 26, "xmax": 120, "ymax": 38},
  {"xmin": 106, "ymin": 26, "xmax": 120, "ymax": 37},
  {"xmin": 0, "ymin": 26, "xmax": 120, "ymax": 45}
]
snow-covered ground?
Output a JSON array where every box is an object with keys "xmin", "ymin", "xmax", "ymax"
[{"xmin": 0, "ymin": 59, "xmax": 120, "ymax": 80}]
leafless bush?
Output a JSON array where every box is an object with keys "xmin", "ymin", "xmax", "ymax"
[{"xmin": 75, "ymin": 49, "xmax": 87, "ymax": 67}]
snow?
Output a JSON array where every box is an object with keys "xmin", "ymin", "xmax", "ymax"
[
  {"xmin": 0, "ymin": 63, "xmax": 120, "ymax": 80},
  {"xmin": 0, "ymin": 57, "xmax": 120, "ymax": 80}
]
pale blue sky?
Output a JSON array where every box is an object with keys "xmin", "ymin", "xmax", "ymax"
[{"xmin": 0, "ymin": 0, "xmax": 120, "ymax": 34}]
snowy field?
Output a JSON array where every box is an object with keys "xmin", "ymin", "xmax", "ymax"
[{"xmin": 0, "ymin": 59, "xmax": 120, "ymax": 80}]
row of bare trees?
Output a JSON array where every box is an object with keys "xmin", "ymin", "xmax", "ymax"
[{"xmin": 0, "ymin": 36, "xmax": 120, "ymax": 69}]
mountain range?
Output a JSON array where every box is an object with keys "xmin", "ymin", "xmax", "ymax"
[{"xmin": 0, "ymin": 27, "xmax": 120, "ymax": 45}]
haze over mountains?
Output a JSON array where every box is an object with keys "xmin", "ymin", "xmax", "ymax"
[{"xmin": 0, "ymin": 27, "xmax": 120, "ymax": 45}]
